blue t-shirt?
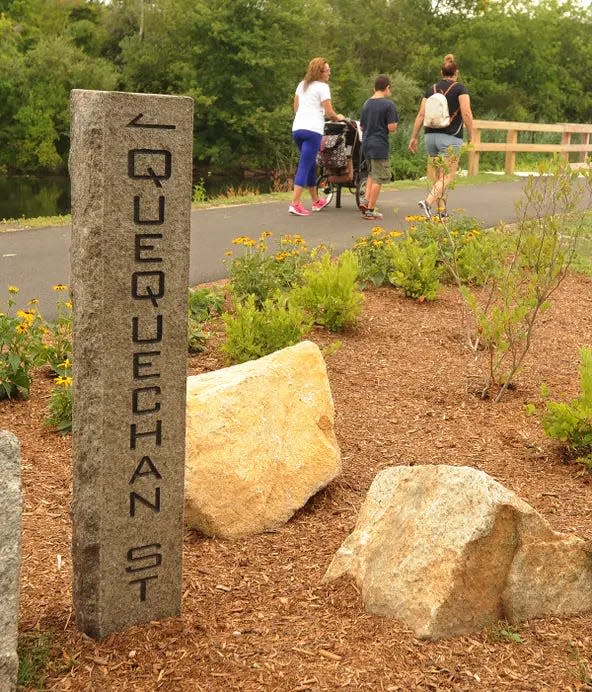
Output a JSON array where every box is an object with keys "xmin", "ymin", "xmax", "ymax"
[
  {"xmin": 360, "ymin": 97, "xmax": 399, "ymax": 160},
  {"xmin": 424, "ymin": 79, "xmax": 468, "ymax": 138}
]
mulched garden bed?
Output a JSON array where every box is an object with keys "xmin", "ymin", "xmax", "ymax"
[{"xmin": 4, "ymin": 274, "xmax": 592, "ymax": 690}]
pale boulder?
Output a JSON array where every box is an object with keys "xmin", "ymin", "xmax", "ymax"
[
  {"xmin": 323, "ymin": 465, "xmax": 592, "ymax": 639},
  {"xmin": 185, "ymin": 341, "xmax": 341, "ymax": 538}
]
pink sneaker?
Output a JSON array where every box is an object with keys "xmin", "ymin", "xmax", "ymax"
[
  {"xmin": 288, "ymin": 202, "xmax": 310, "ymax": 216},
  {"xmin": 312, "ymin": 198, "xmax": 329, "ymax": 212}
]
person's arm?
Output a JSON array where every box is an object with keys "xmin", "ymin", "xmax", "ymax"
[
  {"xmin": 293, "ymin": 94, "xmax": 299, "ymax": 114},
  {"xmin": 322, "ymin": 99, "xmax": 345, "ymax": 122},
  {"xmin": 459, "ymin": 93, "xmax": 474, "ymax": 142},
  {"xmin": 388, "ymin": 122, "xmax": 397, "ymax": 133},
  {"xmin": 408, "ymin": 99, "xmax": 426, "ymax": 153}
]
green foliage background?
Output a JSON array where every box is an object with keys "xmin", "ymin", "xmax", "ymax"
[{"xmin": 0, "ymin": 0, "xmax": 591, "ymax": 176}]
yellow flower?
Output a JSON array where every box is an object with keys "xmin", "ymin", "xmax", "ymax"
[
  {"xmin": 8, "ymin": 286, "xmax": 19, "ymax": 294},
  {"xmin": 53, "ymin": 283, "xmax": 68, "ymax": 292},
  {"xmin": 224, "ymin": 251, "xmax": 233, "ymax": 256},
  {"xmin": 28, "ymin": 298, "xmax": 39, "ymax": 305},
  {"xmin": 259, "ymin": 231, "xmax": 273, "ymax": 239},
  {"xmin": 405, "ymin": 215, "xmax": 426, "ymax": 223},
  {"xmin": 371, "ymin": 227, "xmax": 383, "ymax": 236},
  {"xmin": 59, "ymin": 358, "xmax": 72, "ymax": 370},
  {"xmin": 389, "ymin": 231, "xmax": 402, "ymax": 238},
  {"xmin": 16, "ymin": 310, "xmax": 35, "ymax": 324},
  {"xmin": 243, "ymin": 238, "xmax": 256, "ymax": 247},
  {"xmin": 65, "ymin": 301, "xmax": 73, "ymax": 309},
  {"xmin": 15, "ymin": 323, "xmax": 27, "ymax": 334}
]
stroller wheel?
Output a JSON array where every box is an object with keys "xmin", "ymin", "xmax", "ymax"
[
  {"xmin": 355, "ymin": 175, "xmax": 368, "ymax": 209},
  {"xmin": 316, "ymin": 174, "xmax": 334, "ymax": 207}
]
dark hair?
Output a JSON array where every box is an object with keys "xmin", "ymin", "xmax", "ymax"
[
  {"xmin": 441, "ymin": 53, "xmax": 458, "ymax": 78},
  {"xmin": 374, "ymin": 74, "xmax": 391, "ymax": 92}
]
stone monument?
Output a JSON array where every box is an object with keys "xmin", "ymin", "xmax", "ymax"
[
  {"xmin": 69, "ymin": 90, "xmax": 193, "ymax": 638},
  {"xmin": 0, "ymin": 430, "xmax": 22, "ymax": 691}
]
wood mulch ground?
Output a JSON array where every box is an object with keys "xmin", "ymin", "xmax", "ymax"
[{"xmin": 4, "ymin": 273, "xmax": 592, "ymax": 691}]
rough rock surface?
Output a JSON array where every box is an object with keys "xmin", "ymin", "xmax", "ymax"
[
  {"xmin": 0, "ymin": 430, "xmax": 22, "ymax": 692},
  {"xmin": 185, "ymin": 341, "xmax": 341, "ymax": 538},
  {"xmin": 323, "ymin": 464, "xmax": 592, "ymax": 639}
]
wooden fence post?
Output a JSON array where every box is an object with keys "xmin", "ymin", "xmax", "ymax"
[
  {"xmin": 468, "ymin": 127, "xmax": 480, "ymax": 176},
  {"xmin": 504, "ymin": 129, "xmax": 517, "ymax": 175}
]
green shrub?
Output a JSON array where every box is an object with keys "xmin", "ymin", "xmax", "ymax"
[
  {"xmin": 0, "ymin": 287, "xmax": 46, "ymax": 399},
  {"xmin": 188, "ymin": 319, "xmax": 210, "ymax": 353},
  {"xmin": 455, "ymin": 229, "xmax": 510, "ymax": 286},
  {"xmin": 458, "ymin": 158, "xmax": 591, "ymax": 400},
  {"xmin": 221, "ymin": 293, "xmax": 310, "ymax": 364},
  {"xmin": 542, "ymin": 347, "xmax": 592, "ymax": 469},
  {"xmin": 351, "ymin": 227, "xmax": 403, "ymax": 287},
  {"xmin": 387, "ymin": 238, "xmax": 441, "ymax": 301},
  {"xmin": 42, "ymin": 286, "xmax": 72, "ymax": 374},
  {"xmin": 188, "ymin": 286, "xmax": 224, "ymax": 322},
  {"xmin": 46, "ymin": 357, "xmax": 72, "ymax": 433},
  {"xmin": 227, "ymin": 232, "xmax": 311, "ymax": 307},
  {"xmin": 290, "ymin": 251, "xmax": 364, "ymax": 331}
]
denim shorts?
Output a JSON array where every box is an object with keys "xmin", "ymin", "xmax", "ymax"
[{"xmin": 424, "ymin": 132, "xmax": 463, "ymax": 157}]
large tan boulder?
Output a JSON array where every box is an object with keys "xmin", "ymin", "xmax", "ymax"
[
  {"xmin": 185, "ymin": 341, "xmax": 341, "ymax": 538},
  {"xmin": 323, "ymin": 465, "xmax": 592, "ymax": 639}
]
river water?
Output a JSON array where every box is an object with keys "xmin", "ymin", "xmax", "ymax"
[{"xmin": 0, "ymin": 174, "xmax": 276, "ymax": 220}]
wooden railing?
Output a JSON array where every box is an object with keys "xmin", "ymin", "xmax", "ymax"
[{"xmin": 467, "ymin": 120, "xmax": 592, "ymax": 176}]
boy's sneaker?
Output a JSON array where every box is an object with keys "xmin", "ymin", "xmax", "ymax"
[
  {"xmin": 312, "ymin": 198, "xmax": 329, "ymax": 212},
  {"xmin": 418, "ymin": 200, "xmax": 432, "ymax": 219},
  {"xmin": 289, "ymin": 202, "xmax": 310, "ymax": 216},
  {"xmin": 362, "ymin": 209, "xmax": 383, "ymax": 221},
  {"xmin": 358, "ymin": 198, "xmax": 369, "ymax": 213}
]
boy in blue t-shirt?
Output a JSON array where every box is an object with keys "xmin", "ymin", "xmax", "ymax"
[{"xmin": 359, "ymin": 75, "xmax": 399, "ymax": 221}]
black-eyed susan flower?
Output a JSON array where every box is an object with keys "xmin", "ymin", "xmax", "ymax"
[
  {"xmin": 8, "ymin": 286, "xmax": 19, "ymax": 294},
  {"xmin": 53, "ymin": 283, "xmax": 68, "ymax": 292}
]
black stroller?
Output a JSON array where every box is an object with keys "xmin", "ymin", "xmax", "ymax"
[{"xmin": 316, "ymin": 119, "xmax": 367, "ymax": 209}]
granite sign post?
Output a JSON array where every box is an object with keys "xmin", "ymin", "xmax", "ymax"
[
  {"xmin": 69, "ymin": 90, "xmax": 193, "ymax": 638},
  {"xmin": 0, "ymin": 430, "xmax": 22, "ymax": 692}
]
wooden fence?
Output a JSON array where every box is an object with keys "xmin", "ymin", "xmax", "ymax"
[{"xmin": 467, "ymin": 120, "xmax": 592, "ymax": 176}]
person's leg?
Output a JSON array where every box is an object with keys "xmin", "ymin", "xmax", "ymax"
[
  {"xmin": 366, "ymin": 178, "xmax": 381, "ymax": 209},
  {"xmin": 426, "ymin": 155, "xmax": 459, "ymax": 209},
  {"xmin": 292, "ymin": 130, "xmax": 322, "ymax": 206}
]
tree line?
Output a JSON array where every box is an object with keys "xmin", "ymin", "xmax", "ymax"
[{"xmin": 0, "ymin": 0, "xmax": 590, "ymax": 178}]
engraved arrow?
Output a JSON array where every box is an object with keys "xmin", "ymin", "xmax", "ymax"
[{"xmin": 127, "ymin": 113, "xmax": 176, "ymax": 130}]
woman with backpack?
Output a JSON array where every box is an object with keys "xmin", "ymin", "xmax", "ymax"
[{"xmin": 408, "ymin": 53, "xmax": 474, "ymax": 219}]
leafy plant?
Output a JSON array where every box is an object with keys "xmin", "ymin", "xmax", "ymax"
[
  {"xmin": 221, "ymin": 293, "xmax": 310, "ymax": 364},
  {"xmin": 188, "ymin": 286, "xmax": 224, "ymax": 322},
  {"xmin": 387, "ymin": 237, "xmax": 441, "ymax": 301},
  {"xmin": 352, "ymin": 226, "xmax": 402, "ymax": 287},
  {"xmin": 45, "ymin": 352, "xmax": 72, "ymax": 433},
  {"xmin": 542, "ymin": 347, "xmax": 592, "ymax": 469},
  {"xmin": 188, "ymin": 320, "xmax": 210, "ymax": 354},
  {"xmin": 192, "ymin": 177, "xmax": 207, "ymax": 203},
  {"xmin": 458, "ymin": 158, "xmax": 592, "ymax": 400},
  {"xmin": 42, "ymin": 285, "xmax": 72, "ymax": 374},
  {"xmin": 290, "ymin": 251, "xmax": 364, "ymax": 331},
  {"xmin": 0, "ymin": 287, "xmax": 46, "ymax": 399},
  {"xmin": 227, "ymin": 232, "xmax": 310, "ymax": 307},
  {"xmin": 487, "ymin": 621, "xmax": 523, "ymax": 644}
]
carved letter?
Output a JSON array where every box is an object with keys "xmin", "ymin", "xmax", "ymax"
[
  {"xmin": 129, "ymin": 456, "xmax": 163, "ymax": 484},
  {"xmin": 130, "ymin": 488, "xmax": 161, "ymax": 516}
]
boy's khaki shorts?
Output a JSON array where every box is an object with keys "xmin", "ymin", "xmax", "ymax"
[{"xmin": 368, "ymin": 158, "xmax": 392, "ymax": 185}]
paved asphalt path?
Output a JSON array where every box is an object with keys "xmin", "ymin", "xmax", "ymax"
[{"xmin": 1, "ymin": 179, "xmax": 525, "ymax": 319}]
